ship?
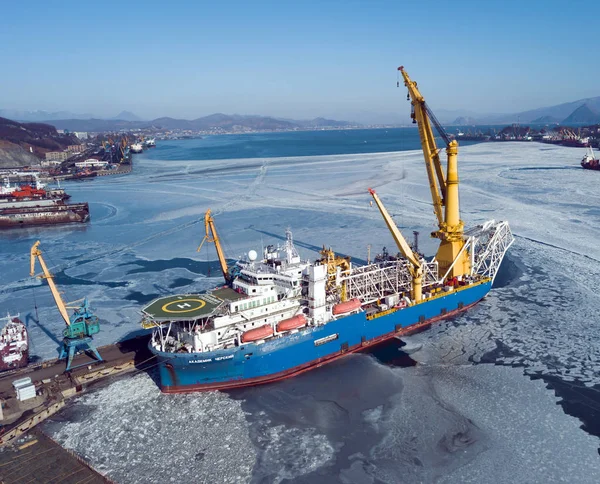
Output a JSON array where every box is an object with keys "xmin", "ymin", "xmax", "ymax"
[
  {"xmin": 455, "ymin": 130, "xmax": 491, "ymax": 142},
  {"xmin": 0, "ymin": 314, "xmax": 29, "ymax": 372},
  {"xmin": 0, "ymin": 197, "xmax": 89, "ymax": 228},
  {"xmin": 144, "ymin": 138, "xmax": 156, "ymax": 148},
  {"xmin": 581, "ymin": 147, "xmax": 600, "ymax": 170},
  {"xmin": 0, "ymin": 180, "xmax": 70, "ymax": 201},
  {"xmin": 130, "ymin": 142, "xmax": 143, "ymax": 154},
  {"xmin": 140, "ymin": 67, "xmax": 514, "ymax": 393}
]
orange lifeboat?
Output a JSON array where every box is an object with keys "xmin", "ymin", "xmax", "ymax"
[
  {"xmin": 332, "ymin": 298, "xmax": 361, "ymax": 315},
  {"xmin": 241, "ymin": 324, "xmax": 274, "ymax": 343},
  {"xmin": 276, "ymin": 314, "xmax": 307, "ymax": 332}
]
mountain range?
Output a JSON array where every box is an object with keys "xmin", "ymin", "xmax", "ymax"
[
  {"xmin": 451, "ymin": 96, "xmax": 600, "ymax": 125},
  {"xmin": 34, "ymin": 114, "xmax": 357, "ymax": 132},
  {"xmin": 4, "ymin": 93, "xmax": 600, "ymax": 130}
]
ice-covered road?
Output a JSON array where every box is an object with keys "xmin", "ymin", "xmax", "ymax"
[{"xmin": 0, "ymin": 140, "xmax": 598, "ymax": 481}]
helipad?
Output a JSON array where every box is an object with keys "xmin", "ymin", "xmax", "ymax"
[{"xmin": 142, "ymin": 293, "xmax": 222, "ymax": 321}]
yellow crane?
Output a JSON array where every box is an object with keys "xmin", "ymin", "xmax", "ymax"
[
  {"xmin": 30, "ymin": 241, "xmax": 103, "ymax": 370},
  {"xmin": 197, "ymin": 209, "xmax": 230, "ymax": 283},
  {"xmin": 369, "ymin": 188, "xmax": 423, "ymax": 301},
  {"xmin": 398, "ymin": 66, "xmax": 470, "ymax": 279},
  {"xmin": 30, "ymin": 241, "xmax": 71, "ymax": 326}
]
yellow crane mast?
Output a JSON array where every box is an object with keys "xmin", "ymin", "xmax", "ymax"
[
  {"xmin": 318, "ymin": 246, "xmax": 350, "ymax": 301},
  {"xmin": 30, "ymin": 241, "xmax": 71, "ymax": 326},
  {"xmin": 398, "ymin": 66, "xmax": 470, "ymax": 279},
  {"xmin": 197, "ymin": 209, "xmax": 230, "ymax": 283},
  {"xmin": 369, "ymin": 188, "xmax": 423, "ymax": 301}
]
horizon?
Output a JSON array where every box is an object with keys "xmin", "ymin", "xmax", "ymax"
[{"xmin": 2, "ymin": 0, "xmax": 600, "ymax": 124}]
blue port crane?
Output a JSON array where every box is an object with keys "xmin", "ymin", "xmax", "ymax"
[{"xmin": 30, "ymin": 241, "xmax": 103, "ymax": 371}]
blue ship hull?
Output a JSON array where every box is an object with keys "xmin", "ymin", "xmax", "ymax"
[{"xmin": 152, "ymin": 280, "xmax": 492, "ymax": 392}]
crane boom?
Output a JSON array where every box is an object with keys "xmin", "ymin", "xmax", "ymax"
[
  {"xmin": 197, "ymin": 209, "xmax": 230, "ymax": 283},
  {"xmin": 399, "ymin": 67, "xmax": 446, "ymax": 228},
  {"xmin": 398, "ymin": 66, "xmax": 470, "ymax": 279},
  {"xmin": 369, "ymin": 189, "xmax": 423, "ymax": 301},
  {"xmin": 30, "ymin": 241, "xmax": 71, "ymax": 326},
  {"xmin": 368, "ymin": 189, "xmax": 419, "ymax": 268}
]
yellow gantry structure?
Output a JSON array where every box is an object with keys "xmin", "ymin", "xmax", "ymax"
[
  {"xmin": 30, "ymin": 241, "xmax": 71, "ymax": 326},
  {"xmin": 398, "ymin": 66, "xmax": 470, "ymax": 280},
  {"xmin": 197, "ymin": 209, "xmax": 230, "ymax": 283}
]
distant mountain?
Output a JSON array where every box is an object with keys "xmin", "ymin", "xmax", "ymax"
[
  {"xmin": 109, "ymin": 111, "xmax": 143, "ymax": 121},
  {"xmin": 48, "ymin": 118, "xmax": 151, "ymax": 131},
  {"xmin": 295, "ymin": 117, "xmax": 356, "ymax": 128},
  {"xmin": 561, "ymin": 104, "xmax": 600, "ymax": 124},
  {"xmin": 531, "ymin": 115, "xmax": 560, "ymax": 124},
  {"xmin": 0, "ymin": 109, "xmax": 95, "ymax": 122},
  {"xmin": 451, "ymin": 116, "xmax": 478, "ymax": 125},
  {"xmin": 44, "ymin": 113, "xmax": 357, "ymax": 132},
  {"xmin": 517, "ymin": 97, "xmax": 600, "ymax": 124}
]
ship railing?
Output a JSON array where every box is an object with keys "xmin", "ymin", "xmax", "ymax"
[{"xmin": 465, "ymin": 220, "xmax": 514, "ymax": 283}]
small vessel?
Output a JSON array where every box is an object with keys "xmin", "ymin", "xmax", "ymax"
[
  {"xmin": 130, "ymin": 143, "xmax": 143, "ymax": 153},
  {"xmin": 581, "ymin": 147, "xmax": 600, "ymax": 170},
  {"xmin": 0, "ymin": 314, "xmax": 29, "ymax": 372}
]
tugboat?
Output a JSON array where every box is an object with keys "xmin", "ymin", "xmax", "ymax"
[
  {"xmin": 0, "ymin": 314, "xmax": 29, "ymax": 372},
  {"xmin": 581, "ymin": 147, "xmax": 600, "ymax": 171}
]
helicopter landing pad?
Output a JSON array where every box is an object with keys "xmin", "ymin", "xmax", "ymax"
[{"xmin": 142, "ymin": 293, "xmax": 223, "ymax": 321}]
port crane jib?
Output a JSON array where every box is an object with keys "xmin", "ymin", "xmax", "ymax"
[
  {"xmin": 197, "ymin": 209, "xmax": 230, "ymax": 283},
  {"xmin": 30, "ymin": 241, "xmax": 103, "ymax": 371}
]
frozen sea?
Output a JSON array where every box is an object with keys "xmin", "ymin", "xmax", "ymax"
[{"xmin": 1, "ymin": 129, "xmax": 599, "ymax": 482}]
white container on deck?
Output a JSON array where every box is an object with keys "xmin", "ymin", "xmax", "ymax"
[{"xmin": 13, "ymin": 377, "xmax": 36, "ymax": 401}]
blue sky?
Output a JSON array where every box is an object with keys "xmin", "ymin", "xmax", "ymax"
[{"xmin": 1, "ymin": 0, "xmax": 599, "ymax": 122}]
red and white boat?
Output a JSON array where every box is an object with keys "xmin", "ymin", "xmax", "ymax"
[{"xmin": 0, "ymin": 314, "xmax": 29, "ymax": 372}]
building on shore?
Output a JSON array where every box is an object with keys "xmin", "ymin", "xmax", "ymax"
[
  {"xmin": 74, "ymin": 159, "xmax": 107, "ymax": 169},
  {"xmin": 45, "ymin": 152, "xmax": 69, "ymax": 162},
  {"xmin": 40, "ymin": 160, "xmax": 63, "ymax": 168},
  {"xmin": 66, "ymin": 144, "xmax": 86, "ymax": 154}
]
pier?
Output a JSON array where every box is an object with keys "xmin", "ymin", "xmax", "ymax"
[{"xmin": 0, "ymin": 336, "xmax": 153, "ymax": 448}]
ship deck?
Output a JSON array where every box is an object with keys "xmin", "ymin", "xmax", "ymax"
[{"xmin": 142, "ymin": 287, "xmax": 246, "ymax": 321}]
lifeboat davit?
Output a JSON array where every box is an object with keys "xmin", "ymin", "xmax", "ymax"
[
  {"xmin": 241, "ymin": 324, "xmax": 274, "ymax": 343},
  {"xmin": 276, "ymin": 314, "xmax": 307, "ymax": 332},
  {"xmin": 332, "ymin": 298, "xmax": 362, "ymax": 315}
]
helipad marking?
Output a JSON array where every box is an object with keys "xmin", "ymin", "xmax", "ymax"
[{"xmin": 161, "ymin": 298, "xmax": 207, "ymax": 314}]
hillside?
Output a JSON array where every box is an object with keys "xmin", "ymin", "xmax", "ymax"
[
  {"xmin": 0, "ymin": 117, "xmax": 80, "ymax": 167},
  {"xmin": 531, "ymin": 115, "xmax": 561, "ymax": 124},
  {"xmin": 561, "ymin": 104, "xmax": 600, "ymax": 124}
]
